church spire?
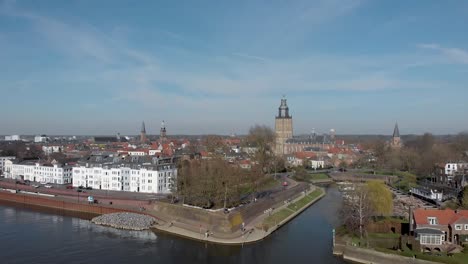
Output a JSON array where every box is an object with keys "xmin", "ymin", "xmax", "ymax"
[
  {"xmin": 393, "ymin": 122, "xmax": 400, "ymax": 138},
  {"xmin": 141, "ymin": 121, "xmax": 146, "ymax": 133},
  {"xmin": 140, "ymin": 121, "xmax": 147, "ymax": 143}
]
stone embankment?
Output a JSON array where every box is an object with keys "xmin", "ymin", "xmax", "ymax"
[{"xmin": 91, "ymin": 212, "xmax": 156, "ymax": 231}]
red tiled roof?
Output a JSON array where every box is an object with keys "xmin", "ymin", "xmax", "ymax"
[
  {"xmin": 294, "ymin": 152, "xmax": 317, "ymax": 160},
  {"xmin": 414, "ymin": 209, "xmax": 468, "ymax": 225}
]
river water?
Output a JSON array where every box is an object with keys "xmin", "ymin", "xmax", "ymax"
[{"xmin": 0, "ymin": 185, "xmax": 345, "ymax": 264}]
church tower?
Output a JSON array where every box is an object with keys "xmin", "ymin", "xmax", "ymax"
[
  {"xmin": 391, "ymin": 122, "xmax": 402, "ymax": 148},
  {"xmin": 160, "ymin": 120, "xmax": 167, "ymax": 142},
  {"xmin": 140, "ymin": 121, "xmax": 147, "ymax": 143},
  {"xmin": 275, "ymin": 97, "xmax": 293, "ymax": 156}
]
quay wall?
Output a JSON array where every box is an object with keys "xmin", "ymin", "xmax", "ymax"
[{"xmin": 0, "ymin": 191, "xmax": 132, "ymax": 216}]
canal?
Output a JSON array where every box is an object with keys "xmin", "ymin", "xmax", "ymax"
[{"xmin": 0, "ymin": 185, "xmax": 344, "ymax": 264}]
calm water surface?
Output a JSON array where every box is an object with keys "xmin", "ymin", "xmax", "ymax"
[{"xmin": 0, "ymin": 185, "xmax": 345, "ymax": 264}]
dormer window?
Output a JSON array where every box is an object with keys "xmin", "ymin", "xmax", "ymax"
[{"xmin": 428, "ymin": 217, "xmax": 438, "ymax": 225}]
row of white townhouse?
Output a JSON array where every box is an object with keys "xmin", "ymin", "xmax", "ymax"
[
  {"xmin": 2, "ymin": 155, "xmax": 178, "ymax": 194},
  {"xmin": 72, "ymin": 163, "xmax": 176, "ymax": 194},
  {"xmin": 3, "ymin": 159, "xmax": 73, "ymax": 184}
]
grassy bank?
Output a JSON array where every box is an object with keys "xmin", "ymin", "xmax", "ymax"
[
  {"xmin": 294, "ymin": 173, "xmax": 331, "ymax": 183},
  {"xmin": 262, "ymin": 188, "xmax": 324, "ymax": 229}
]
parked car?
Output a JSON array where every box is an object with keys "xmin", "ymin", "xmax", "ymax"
[
  {"xmin": 15, "ymin": 180, "xmax": 26, "ymax": 185},
  {"xmin": 66, "ymin": 186, "xmax": 74, "ymax": 189},
  {"xmin": 77, "ymin": 189, "xmax": 84, "ymax": 193},
  {"xmin": 78, "ymin": 186, "xmax": 84, "ymax": 189},
  {"xmin": 24, "ymin": 180, "xmax": 31, "ymax": 184},
  {"xmin": 31, "ymin": 184, "xmax": 40, "ymax": 188},
  {"xmin": 85, "ymin": 186, "xmax": 93, "ymax": 190},
  {"xmin": 44, "ymin": 184, "xmax": 53, "ymax": 188}
]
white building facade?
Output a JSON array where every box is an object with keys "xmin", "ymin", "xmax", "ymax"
[
  {"xmin": 0, "ymin": 156, "xmax": 15, "ymax": 175},
  {"xmin": 72, "ymin": 163, "xmax": 176, "ymax": 194},
  {"xmin": 4, "ymin": 160, "xmax": 73, "ymax": 184},
  {"xmin": 310, "ymin": 160, "xmax": 325, "ymax": 169},
  {"xmin": 445, "ymin": 162, "xmax": 468, "ymax": 176}
]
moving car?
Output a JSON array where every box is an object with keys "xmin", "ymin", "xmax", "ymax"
[{"xmin": 44, "ymin": 184, "xmax": 53, "ymax": 188}]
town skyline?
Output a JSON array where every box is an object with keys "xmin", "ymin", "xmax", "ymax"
[{"xmin": 1, "ymin": 1, "xmax": 468, "ymax": 135}]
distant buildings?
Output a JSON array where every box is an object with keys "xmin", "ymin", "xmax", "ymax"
[
  {"xmin": 4, "ymin": 135, "xmax": 20, "ymax": 141},
  {"xmin": 34, "ymin": 135, "xmax": 49, "ymax": 143},
  {"xmin": 72, "ymin": 154, "xmax": 177, "ymax": 194}
]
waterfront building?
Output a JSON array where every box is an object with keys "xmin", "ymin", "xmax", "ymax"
[
  {"xmin": 274, "ymin": 97, "xmax": 293, "ymax": 156},
  {"xmin": 3, "ymin": 159, "xmax": 73, "ymax": 184},
  {"xmin": 412, "ymin": 209, "xmax": 468, "ymax": 251},
  {"xmin": 0, "ymin": 156, "xmax": 15, "ymax": 175},
  {"xmin": 72, "ymin": 155, "xmax": 177, "ymax": 194}
]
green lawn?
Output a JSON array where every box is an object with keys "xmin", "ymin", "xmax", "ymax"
[
  {"xmin": 262, "ymin": 208, "xmax": 294, "ymax": 228},
  {"xmin": 368, "ymin": 232, "xmax": 401, "ymax": 239},
  {"xmin": 287, "ymin": 189, "xmax": 324, "ymax": 212},
  {"xmin": 262, "ymin": 188, "xmax": 324, "ymax": 229},
  {"xmin": 309, "ymin": 173, "xmax": 329, "ymax": 180},
  {"xmin": 294, "ymin": 173, "xmax": 330, "ymax": 182}
]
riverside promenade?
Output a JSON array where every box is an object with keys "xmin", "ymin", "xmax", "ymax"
[
  {"xmin": 152, "ymin": 186, "xmax": 325, "ymax": 245},
  {"xmin": 0, "ymin": 178, "xmax": 325, "ymax": 245}
]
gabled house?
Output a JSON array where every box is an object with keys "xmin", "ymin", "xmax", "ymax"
[{"xmin": 413, "ymin": 209, "xmax": 468, "ymax": 251}]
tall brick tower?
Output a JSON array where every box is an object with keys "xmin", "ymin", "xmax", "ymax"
[
  {"xmin": 160, "ymin": 120, "xmax": 167, "ymax": 142},
  {"xmin": 275, "ymin": 97, "xmax": 293, "ymax": 156},
  {"xmin": 140, "ymin": 121, "xmax": 147, "ymax": 143}
]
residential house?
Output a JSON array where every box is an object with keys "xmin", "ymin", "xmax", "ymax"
[{"xmin": 413, "ymin": 209, "xmax": 468, "ymax": 251}]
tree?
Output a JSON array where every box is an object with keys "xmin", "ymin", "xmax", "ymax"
[
  {"xmin": 246, "ymin": 125, "xmax": 275, "ymax": 172},
  {"xmin": 342, "ymin": 184, "xmax": 373, "ymax": 240},
  {"xmin": 462, "ymin": 186, "xmax": 468, "ymax": 209},
  {"xmin": 365, "ymin": 181, "xmax": 393, "ymax": 215},
  {"xmin": 293, "ymin": 166, "xmax": 308, "ymax": 181}
]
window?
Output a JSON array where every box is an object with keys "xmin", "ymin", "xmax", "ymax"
[
  {"xmin": 465, "ymin": 225, "xmax": 468, "ymax": 230},
  {"xmin": 419, "ymin": 234, "xmax": 442, "ymax": 245},
  {"xmin": 455, "ymin": 224, "xmax": 462, "ymax": 230},
  {"xmin": 428, "ymin": 217, "xmax": 438, "ymax": 225}
]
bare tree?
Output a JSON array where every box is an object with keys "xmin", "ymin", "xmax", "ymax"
[{"xmin": 342, "ymin": 184, "xmax": 373, "ymax": 240}]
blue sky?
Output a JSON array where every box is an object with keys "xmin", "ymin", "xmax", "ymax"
[{"xmin": 1, "ymin": 0, "xmax": 467, "ymax": 135}]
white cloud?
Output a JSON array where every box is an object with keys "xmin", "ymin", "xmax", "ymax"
[{"xmin": 418, "ymin": 43, "xmax": 468, "ymax": 64}]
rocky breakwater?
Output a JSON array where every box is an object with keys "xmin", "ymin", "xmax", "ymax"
[{"xmin": 91, "ymin": 212, "xmax": 156, "ymax": 231}]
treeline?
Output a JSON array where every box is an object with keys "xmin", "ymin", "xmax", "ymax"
[
  {"xmin": 173, "ymin": 124, "xmax": 283, "ymax": 209},
  {"xmin": 357, "ymin": 133, "xmax": 468, "ymax": 177},
  {"xmin": 175, "ymin": 158, "xmax": 254, "ymax": 208}
]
